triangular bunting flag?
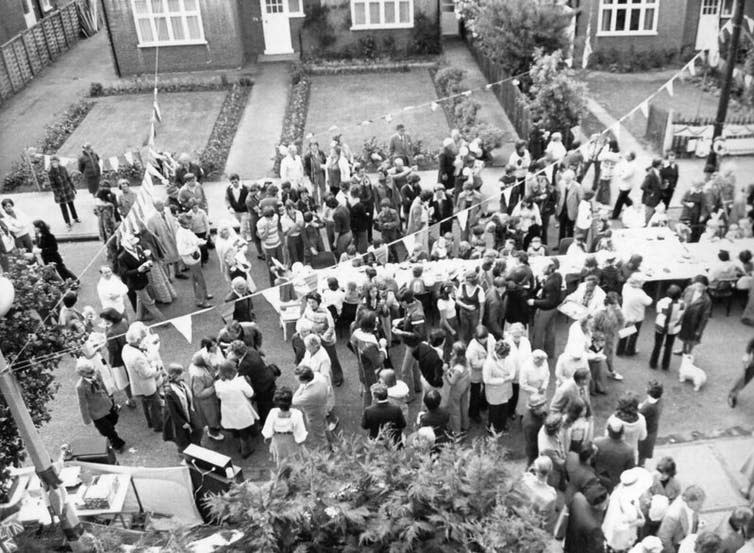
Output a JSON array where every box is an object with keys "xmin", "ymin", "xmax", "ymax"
[
  {"xmin": 384, "ymin": 114, "xmax": 393, "ymax": 123},
  {"xmin": 402, "ymin": 105, "xmax": 414, "ymax": 112},
  {"xmin": 305, "ymin": 132, "xmax": 314, "ymax": 139},
  {"xmin": 485, "ymin": 83, "xmax": 494, "ymax": 90},
  {"xmin": 109, "ymin": 156, "xmax": 119, "ymax": 172},
  {"xmin": 328, "ymin": 125, "xmax": 339, "ymax": 132},
  {"xmin": 260, "ymin": 287, "xmax": 280, "ymax": 310},
  {"xmin": 360, "ymin": 120, "xmax": 372, "ymax": 126},
  {"xmin": 98, "ymin": 159, "xmax": 104, "ymax": 173},
  {"xmin": 170, "ymin": 314, "xmax": 193, "ymax": 343},
  {"xmin": 402, "ymin": 234, "xmax": 415, "ymax": 254},
  {"xmin": 747, "ymin": 15, "xmax": 754, "ymax": 34},
  {"xmin": 462, "ymin": 90, "xmax": 473, "ymax": 97},
  {"xmin": 639, "ymin": 100, "xmax": 649, "ymax": 117},
  {"xmin": 502, "ymin": 187, "xmax": 513, "ymax": 209},
  {"xmin": 124, "ymin": 151, "xmax": 134, "ymax": 165},
  {"xmin": 43, "ymin": 155, "xmax": 51, "ymax": 171},
  {"xmin": 687, "ymin": 60, "xmax": 697, "ymax": 76},
  {"xmin": 430, "ymin": 102, "xmax": 439, "ymax": 112},
  {"xmin": 456, "ymin": 210, "xmax": 468, "ymax": 230},
  {"xmin": 664, "ymin": 79, "xmax": 674, "ymax": 97},
  {"xmin": 746, "ymin": 74, "xmax": 753, "ymax": 88}
]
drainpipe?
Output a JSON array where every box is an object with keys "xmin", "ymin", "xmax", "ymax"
[{"xmin": 99, "ymin": 0, "xmax": 121, "ymax": 77}]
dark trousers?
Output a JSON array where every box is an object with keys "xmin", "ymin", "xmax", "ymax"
[
  {"xmin": 256, "ymin": 391, "xmax": 275, "ymax": 428},
  {"xmin": 92, "ymin": 406, "xmax": 125, "ymax": 450},
  {"xmin": 353, "ymin": 230, "xmax": 368, "ymax": 254},
  {"xmin": 540, "ymin": 213, "xmax": 552, "ymax": 246},
  {"xmin": 469, "ymin": 382, "xmax": 486, "ymax": 419},
  {"xmin": 612, "ymin": 190, "xmax": 633, "ymax": 219},
  {"xmin": 488, "ymin": 402, "xmax": 508, "ymax": 433},
  {"xmin": 195, "ymin": 231, "xmax": 209, "ymax": 264},
  {"xmin": 558, "ymin": 210, "xmax": 574, "ymax": 241},
  {"xmin": 506, "ymin": 383, "xmax": 520, "ymax": 419},
  {"xmin": 140, "ymin": 391, "xmax": 163, "ymax": 431},
  {"xmin": 59, "ymin": 201, "xmax": 79, "ymax": 225},
  {"xmin": 616, "ymin": 322, "xmax": 642, "ymax": 356},
  {"xmin": 323, "ymin": 343, "xmax": 344, "ymax": 385},
  {"xmin": 650, "ymin": 331, "xmax": 675, "ymax": 369}
]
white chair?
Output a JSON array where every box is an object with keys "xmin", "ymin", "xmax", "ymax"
[{"xmin": 280, "ymin": 300, "xmax": 302, "ymax": 341}]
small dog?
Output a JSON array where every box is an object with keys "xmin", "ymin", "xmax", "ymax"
[{"xmin": 679, "ymin": 354, "xmax": 707, "ymax": 391}]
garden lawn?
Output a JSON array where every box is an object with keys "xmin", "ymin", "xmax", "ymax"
[
  {"xmin": 56, "ymin": 91, "xmax": 227, "ymax": 160},
  {"xmin": 578, "ymin": 69, "xmax": 746, "ymax": 140},
  {"xmin": 305, "ymin": 70, "xmax": 449, "ymax": 155}
]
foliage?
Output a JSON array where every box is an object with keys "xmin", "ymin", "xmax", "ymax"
[
  {"xmin": 357, "ymin": 35, "xmax": 381, "ymax": 60},
  {"xmin": 88, "ymin": 76, "xmax": 250, "ymax": 97},
  {"xmin": 462, "ymin": 0, "xmax": 572, "ymax": 77},
  {"xmin": 274, "ymin": 64, "xmax": 311, "ymax": 177},
  {"xmin": 589, "ymin": 45, "xmax": 689, "ymax": 73},
  {"xmin": 0, "ymin": 255, "xmax": 86, "ymax": 501},
  {"xmin": 356, "ymin": 137, "xmax": 437, "ymax": 171},
  {"xmin": 203, "ymin": 437, "xmax": 550, "ymax": 553},
  {"xmin": 410, "ymin": 11, "xmax": 441, "ymax": 56},
  {"xmin": 434, "ymin": 67, "xmax": 467, "ymax": 97},
  {"xmin": 198, "ymin": 84, "xmax": 252, "ymax": 179},
  {"xmin": 302, "ymin": 3, "xmax": 337, "ymax": 51},
  {"xmin": 2, "ymin": 99, "xmax": 94, "ymax": 192},
  {"xmin": 529, "ymin": 49, "xmax": 586, "ymax": 139},
  {"xmin": 304, "ymin": 60, "xmax": 436, "ymax": 75}
]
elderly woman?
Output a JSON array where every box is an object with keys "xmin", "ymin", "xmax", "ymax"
[
  {"xmin": 298, "ymin": 292, "xmax": 343, "ymax": 387},
  {"xmin": 214, "ymin": 360, "xmax": 258, "ymax": 458},
  {"xmin": 121, "ymin": 321, "xmax": 163, "ymax": 432},
  {"xmin": 676, "ymin": 275, "xmax": 712, "ymax": 356},
  {"xmin": 592, "ymin": 291, "xmax": 625, "ymax": 378},
  {"xmin": 188, "ymin": 353, "xmax": 224, "ymax": 441},
  {"xmin": 74, "ymin": 358, "xmax": 126, "ymax": 452},
  {"xmin": 483, "ymin": 340, "xmax": 515, "ymax": 434},
  {"xmin": 134, "ymin": 223, "xmax": 177, "ymax": 305},
  {"xmin": 97, "ymin": 265, "xmax": 129, "ymax": 316},
  {"xmin": 262, "ymin": 387, "xmax": 308, "ymax": 466},
  {"xmin": 517, "ymin": 349, "xmax": 549, "ymax": 416}
]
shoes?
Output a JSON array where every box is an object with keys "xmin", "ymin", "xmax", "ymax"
[
  {"xmin": 649, "ymin": 364, "xmax": 658, "ymax": 370},
  {"xmin": 125, "ymin": 399, "xmax": 136, "ymax": 408},
  {"xmin": 333, "ymin": 380, "xmax": 343, "ymax": 387},
  {"xmin": 609, "ymin": 372, "xmax": 624, "ymax": 381},
  {"xmin": 729, "ymin": 395, "xmax": 738, "ymax": 408},
  {"xmin": 114, "ymin": 442, "xmax": 126, "ymax": 453},
  {"xmin": 208, "ymin": 431, "xmax": 225, "ymax": 441},
  {"xmin": 206, "ymin": 293, "xmax": 214, "ymax": 300},
  {"xmin": 66, "ymin": 223, "xmax": 73, "ymax": 230},
  {"xmin": 673, "ymin": 349, "xmax": 683, "ymax": 356},
  {"xmin": 175, "ymin": 274, "xmax": 189, "ymax": 279},
  {"xmin": 196, "ymin": 301, "xmax": 212, "ymax": 308},
  {"xmin": 257, "ymin": 255, "xmax": 266, "ymax": 260},
  {"xmin": 74, "ymin": 219, "xmax": 81, "ymax": 223},
  {"xmin": 153, "ymin": 427, "xmax": 163, "ymax": 433}
]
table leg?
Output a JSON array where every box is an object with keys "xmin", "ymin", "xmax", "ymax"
[{"xmin": 131, "ymin": 479, "xmax": 144, "ymax": 513}]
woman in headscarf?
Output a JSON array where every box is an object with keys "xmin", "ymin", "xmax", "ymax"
[
  {"xmin": 188, "ymin": 352, "xmax": 224, "ymax": 441},
  {"xmin": 96, "ymin": 265, "xmax": 129, "ymax": 317},
  {"xmin": 134, "ymin": 223, "xmax": 176, "ymax": 304}
]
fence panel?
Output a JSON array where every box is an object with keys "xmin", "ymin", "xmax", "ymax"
[{"xmin": 0, "ymin": 0, "xmax": 88, "ymax": 106}]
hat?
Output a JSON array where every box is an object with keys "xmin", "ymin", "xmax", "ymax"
[
  {"xmin": 51, "ymin": 155, "xmax": 60, "ymax": 162},
  {"xmin": 527, "ymin": 393, "xmax": 547, "ymax": 409},
  {"xmin": 639, "ymin": 536, "xmax": 663, "ymax": 552},
  {"xmin": 619, "ymin": 467, "xmax": 643, "ymax": 486}
]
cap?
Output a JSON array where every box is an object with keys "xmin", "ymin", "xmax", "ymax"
[{"xmin": 527, "ymin": 393, "xmax": 547, "ymax": 409}]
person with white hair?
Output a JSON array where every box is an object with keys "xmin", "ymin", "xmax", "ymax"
[
  {"xmin": 617, "ymin": 273, "xmax": 653, "ymax": 357},
  {"xmin": 517, "ymin": 349, "xmax": 549, "ymax": 416},
  {"xmin": 117, "ymin": 232, "xmax": 165, "ymax": 322},
  {"xmin": 75, "ymin": 358, "xmax": 126, "ymax": 452},
  {"xmin": 96, "ymin": 265, "xmax": 129, "ymax": 316},
  {"xmin": 519, "ymin": 456, "xmax": 558, "ymax": 531},
  {"xmin": 121, "ymin": 322, "xmax": 163, "ymax": 432},
  {"xmin": 280, "ymin": 144, "xmax": 305, "ymax": 189},
  {"xmin": 224, "ymin": 276, "xmax": 254, "ymax": 323},
  {"xmin": 176, "ymin": 213, "xmax": 213, "ymax": 308}
]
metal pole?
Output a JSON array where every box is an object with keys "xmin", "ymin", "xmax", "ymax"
[
  {"xmin": 0, "ymin": 351, "xmax": 84, "ymax": 552},
  {"xmin": 706, "ymin": 0, "xmax": 746, "ymax": 171},
  {"xmin": 23, "ymin": 149, "xmax": 42, "ymax": 192}
]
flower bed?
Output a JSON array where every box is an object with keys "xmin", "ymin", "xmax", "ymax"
[
  {"xmin": 89, "ymin": 75, "xmax": 254, "ymax": 97},
  {"xmin": 200, "ymin": 84, "xmax": 252, "ymax": 179},
  {"xmin": 273, "ymin": 65, "xmax": 311, "ymax": 177},
  {"xmin": 304, "ymin": 59, "xmax": 438, "ymax": 76}
]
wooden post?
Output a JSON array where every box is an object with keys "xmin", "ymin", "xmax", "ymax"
[{"xmin": 23, "ymin": 149, "xmax": 42, "ymax": 192}]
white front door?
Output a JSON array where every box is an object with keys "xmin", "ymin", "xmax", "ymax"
[
  {"xmin": 21, "ymin": 0, "xmax": 37, "ymax": 28},
  {"xmin": 261, "ymin": 0, "xmax": 293, "ymax": 55},
  {"xmin": 440, "ymin": 0, "xmax": 458, "ymax": 36},
  {"xmin": 696, "ymin": 0, "xmax": 720, "ymax": 50}
]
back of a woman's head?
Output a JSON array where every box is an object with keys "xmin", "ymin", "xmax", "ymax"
[
  {"xmin": 359, "ymin": 310, "xmax": 377, "ymax": 332},
  {"xmin": 218, "ymin": 360, "xmax": 237, "ymax": 380},
  {"xmin": 423, "ymin": 389, "xmax": 441, "ymax": 411},
  {"xmin": 616, "ymin": 391, "xmax": 640, "ymax": 422},
  {"xmin": 273, "ymin": 387, "xmax": 293, "ymax": 410}
]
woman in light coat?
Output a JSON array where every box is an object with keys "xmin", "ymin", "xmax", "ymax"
[
  {"xmin": 517, "ymin": 349, "xmax": 549, "ymax": 416},
  {"xmin": 214, "ymin": 360, "xmax": 259, "ymax": 458},
  {"xmin": 482, "ymin": 340, "xmax": 514, "ymax": 434}
]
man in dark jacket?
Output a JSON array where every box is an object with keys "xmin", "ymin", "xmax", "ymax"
[
  {"xmin": 641, "ymin": 158, "xmax": 663, "ymax": 224},
  {"xmin": 593, "ymin": 419, "xmax": 635, "ymax": 492},
  {"xmin": 565, "ymin": 441, "xmax": 602, "ymax": 502},
  {"xmin": 528, "ymin": 259, "xmax": 562, "ymax": 359},
  {"xmin": 361, "ymin": 383, "xmax": 406, "ymax": 445},
  {"xmin": 349, "ymin": 185, "xmax": 371, "ymax": 254},
  {"xmin": 564, "ymin": 483, "xmax": 608, "ymax": 553},
  {"xmin": 412, "ymin": 329, "xmax": 446, "ymax": 394},
  {"xmin": 224, "ymin": 174, "xmax": 249, "ymax": 239},
  {"xmin": 229, "ymin": 340, "xmax": 276, "ymax": 424},
  {"xmin": 77, "ymin": 142, "xmax": 101, "ymax": 195},
  {"xmin": 483, "ymin": 276, "xmax": 507, "ymax": 340},
  {"xmin": 162, "ymin": 364, "xmax": 197, "ymax": 452},
  {"xmin": 522, "ymin": 393, "xmax": 548, "ymax": 465}
]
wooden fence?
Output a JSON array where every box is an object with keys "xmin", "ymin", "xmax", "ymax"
[
  {"xmin": 0, "ymin": 0, "xmax": 87, "ymax": 105},
  {"xmin": 464, "ymin": 38, "xmax": 532, "ymax": 139}
]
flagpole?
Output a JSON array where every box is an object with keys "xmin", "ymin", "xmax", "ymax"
[{"xmin": 707, "ymin": 0, "xmax": 745, "ymax": 172}]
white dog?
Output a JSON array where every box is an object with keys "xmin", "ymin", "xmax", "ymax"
[{"xmin": 678, "ymin": 354, "xmax": 707, "ymax": 391}]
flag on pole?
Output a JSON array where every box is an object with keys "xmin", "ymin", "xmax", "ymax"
[
  {"xmin": 664, "ymin": 79, "xmax": 674, "ymax": 97},
  {"xmin": 152, "ymin": 87, "xmax": 162, "ymax": 124},
  {"xmin": 143, "ymin": 121, "xmax": 156, "ymax": 148},
  {"xmin": 582, "ymin": 18, "xmax": 593, "ymax": 69},
  {"xmin": 430, "ymin": 102, "xmax": 439, "ymax": 111},
  {"xmin": 639, "ymin": 100, "xmax": 649, "ymax": 117}
]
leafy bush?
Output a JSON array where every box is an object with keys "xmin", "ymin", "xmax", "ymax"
[
  {"xmin": 356, "ymin": 137, "xmax": 437, "ymax": 171},
  {"xmin": 0, "ymin": 255, "xmax": 86, "ymax": 500},
  {"xmin": 453, "ymin": 97, "xmax": 481, "ymax": 128},
  {"xmin": 468, "ymin": 121, "xmax": 505, "ymax": 152},
  {"xmin": 409, "ymin": 11, "xmax": 441, "ymax": 55},
  {"xmin": 203, "ymin": 437, "xmax": 550, "ymax": 552},
  {"xmin": 88, "ymin": 76, "xmax": 235, "ymax": 97},
  {"xmin": 274, "ymin": 65, "xmax": 311, "ymax": 177},
  {"xmin": 529, "ymin": 49, "xmax": 586, "ymax": 139},
  {"xmin": 302, "ymin": 3, "xmax": 337, "ymax": 51},
  {"xmin": 357, "ymin": 35, "xmax": 380, "ymax": 60},
  {"xmin": 589, "ymin": 46, "xmax": 686, "ymax": 72},
  {"xmin": 434, "ymin": 67, "xmax": 466, "ymax": 96}
]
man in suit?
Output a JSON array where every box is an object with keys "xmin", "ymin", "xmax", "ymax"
[
  {"xmin": 550, "ymin": 367, "xmax": 591, "ymax": 414},
  {"xmin": 223, "ymin": 277, "xmax": 254, "ymax": 324},
  {"xmin": 361, "ymin": 383, "xmax": 406, "ymax": 445},
  {"xmin": 565, "ymin": 441, "xmax": 601, "ymax": 502},
  {"xmin": 162, "ymin": 364, "xmax": 197, "ymax": 452},
  {"xmin": 557, "ymin": 169, "xmax": 581, "ymax": 241},
  {"xmin": 224, "ymin": 174, "xmax": 250, "ymax": 240},
  {"xmin": 658, "ymin": 485, "xmax": 706, "ymax": 553},
  {"xmin": 388, "ymin": 124, "xmax": 414, "ymax": 165},
  {"xmin": 564, "ymin": 482, "xmax": 609, "ymax": 553},
  {"xmin": 228, "ymin": 339, "xmax": 277, "ymax": 425},
  {"xmin": 483, "ymin": 276, "xmax": 507, "ymax": 340},
  {"xmin": 75, "ymin": 359, "xmax": 125, "ymax": 452},
  {"xmin": 641, "ymin": 158, "xmax": 664, "ymax": 224},
  {"xmin": 593, "ymin": 418, "xmax": 635, "ymax": 492}
]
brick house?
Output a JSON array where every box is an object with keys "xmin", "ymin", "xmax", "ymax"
[
  {"xmin": 0, "ymin": 0, "xmax": 66, "ymax": 44},
  {"xmin": 100, "ymin": 0, "xmax": 443, "ymax": 76},
  {"xmin": 573, "ymin": 0, "xmax": 754, "ymax": 62}
]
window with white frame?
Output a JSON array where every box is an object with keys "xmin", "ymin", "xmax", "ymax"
[
  {"xmin": 597, "ymin": 0, "xmax": 658, "ymax": 36},
  {"xmin": 131, "ymin": 0, "xmax": 206, "ymax": 47},
  {"xmin": 350, "ymin": 0, "xmax": 413, "ymax": 30}
]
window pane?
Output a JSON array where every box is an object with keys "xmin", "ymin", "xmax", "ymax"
[
  {"xmin": 137, "ymin": 18, "xmax": 154, "ymax": 42},
  {"xmin": 134, "ymin": 0, "xmax": 148, "ymax": 13},
  {"xmin": 615, "ymin": 8, "xmax": 626, "ymax": 30},
  {"xmin": 289, "ymin": 0, "xmax": 301, "ymax": 12},
  {"xmin": 601, "ymin": 9, "xmax": 612, "ymax": 31},
  {"xmin": 399, "ymin": 0, "xmax": 409, "ymax": 22},
  {"xmin": 170, "ymin": 16, "xmax": 184, "ymax": 39},
  {"xmin": 384, "ymin": 1, "xmax": 395, "ymax": 23},
  {"xmin": 186, "ymin": 15, "xmax": 201, "ymax": 37},
  {"xmin": 183, "ymin": 0, "xmax": 197, "ymax": 10},
  {"xmin": 354, "ymin": 2, "xmax": 366, "ymax": 24},
  {"xmin": 368, "ymin": 1, "xmax": 380, "ymax": 24},
  {"xmin": 643, "ymin": 8, "xmax": 655, "ymax": 29},
  {"xmin": 151, "ymin": 0, "xmax": 164, "ymax": 13},
  {"xmin": 616, "ymin": 0, "xmax": 627, "ymax": 3},
  {"xmin": 629, "ymin": 8, "xmax": 639, "ymax": 30},
  {"xmin": 167, "ymin": 0, "xmax": 180, "ymax": 12},
  {"xmin": 155, "ymin": 16, "xmax": 170, "ymax": 39}
]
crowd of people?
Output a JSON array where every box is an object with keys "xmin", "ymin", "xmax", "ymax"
[{"xmin": 4, "ymin": 119, "xmax": 754, "ymax": 553}]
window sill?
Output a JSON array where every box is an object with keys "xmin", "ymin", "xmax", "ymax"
[
  {"xmin": 596, "ymin": 30, "xmax": 658, "ymax": 37},
  {"xmin": 137, "ymin": 40, "xmax": 208, "ymax": 48},
  {"xmin": 289, "ymin": 12, "xmax": 305, "ymax": 17},
  {"xmin": 350, "ymin": 22, "xmax": 413, "ymax": 30}
]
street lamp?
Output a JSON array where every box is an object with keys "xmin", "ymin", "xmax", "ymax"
[{"xmin": 0, "ymin": 276, "xmax": 84, "ymax": 552}]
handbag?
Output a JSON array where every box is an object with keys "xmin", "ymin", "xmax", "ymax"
[{"xmin": 552, "ymin": 505, "xmax": 569, "ymax": 540}]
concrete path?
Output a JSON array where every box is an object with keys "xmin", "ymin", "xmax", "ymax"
[
  {"xmin": 224, "ymin": 63, "xmax": 290, "ymax": 179},
  {"xmin": 442, "ymin": 39, "xmax": 519, "ymax": 164},
  {"xmin": 0, "ymin": 32, "xmax": 113, "ymax": 178}
]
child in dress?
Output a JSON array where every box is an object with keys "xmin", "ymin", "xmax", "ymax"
[{"xmin": 527, "ymin": 236, "xmax": 547, "ymax": 257}]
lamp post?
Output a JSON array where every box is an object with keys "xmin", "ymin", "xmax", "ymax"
[
  {"xmin": 0, "ymin": 276, "xmax": 84, "ymax": 552},
  {"xmin": 706, "ymin": 0, "xmax": 745, "ymax": 172}
]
